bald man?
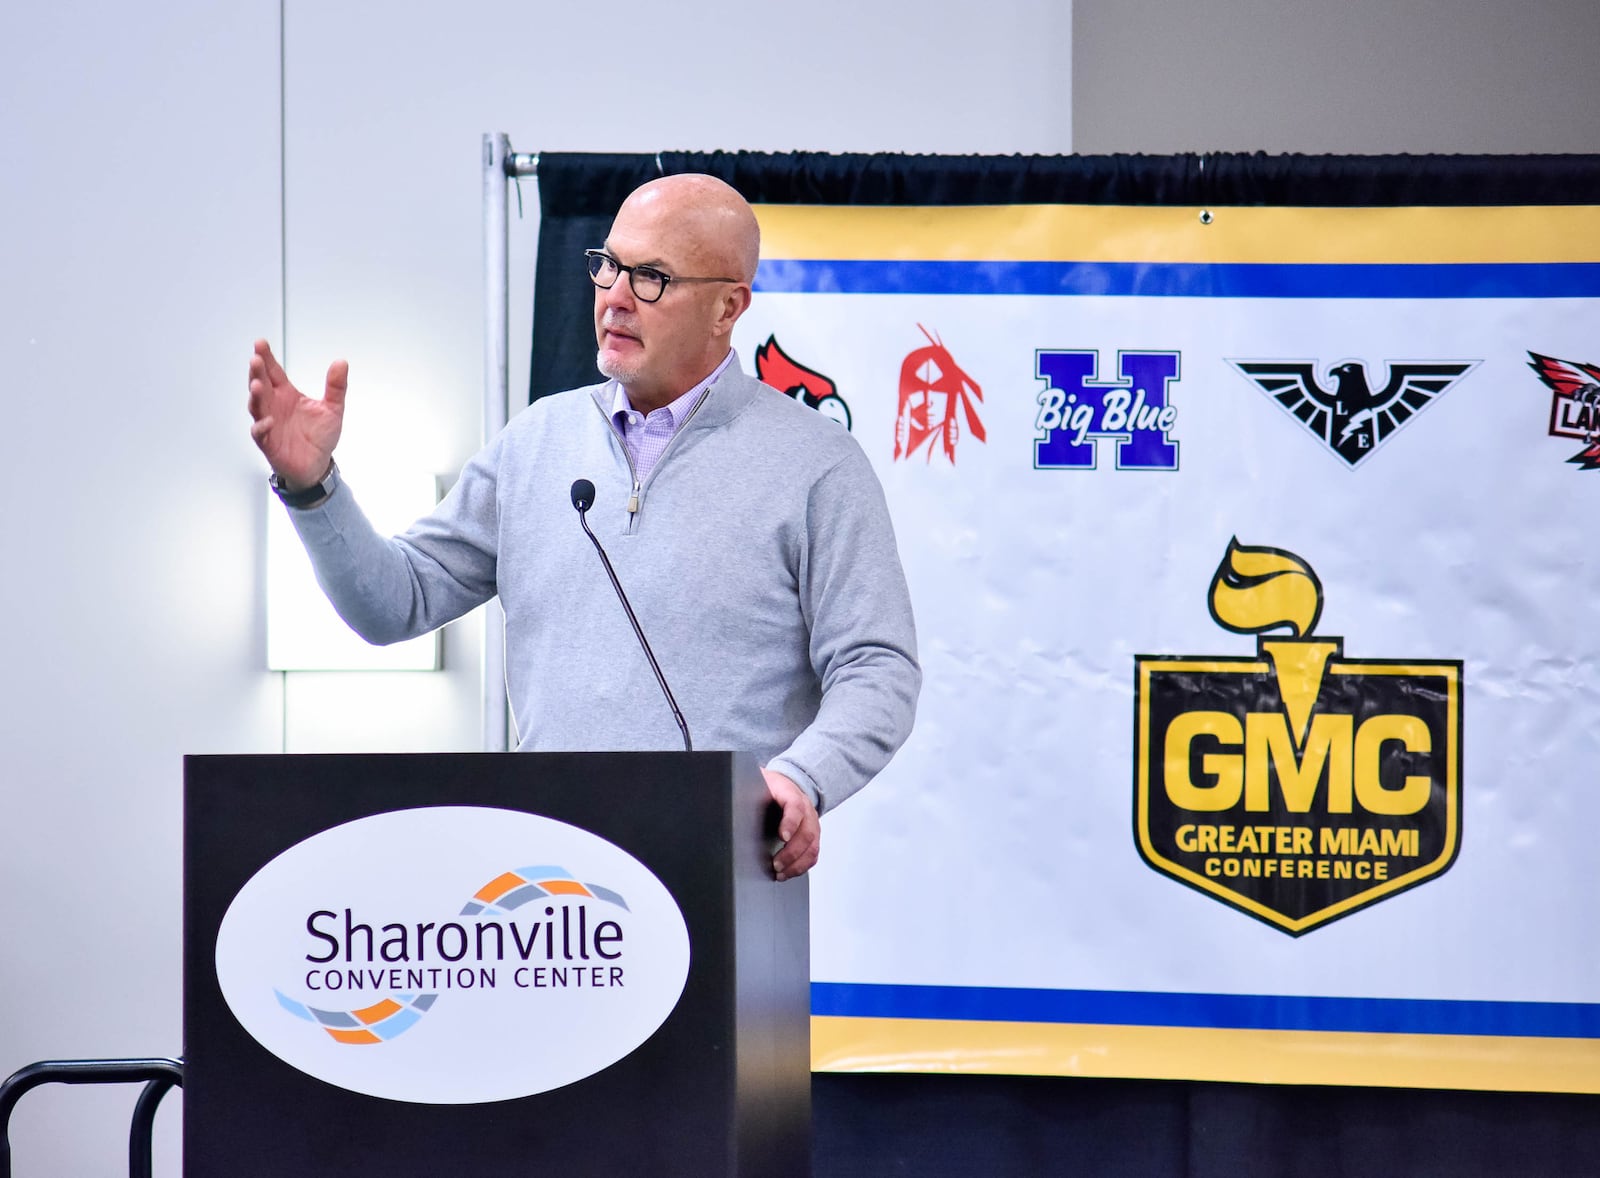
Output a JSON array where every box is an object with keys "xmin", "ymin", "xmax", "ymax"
[{"xmin": 248, "ymin": 175, "xmax": 920, "ymax": 879}]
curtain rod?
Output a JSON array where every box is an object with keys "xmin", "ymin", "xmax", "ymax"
[{"xmin": 505, "ymin": 151, "xmax": 673, "ymax": 179}]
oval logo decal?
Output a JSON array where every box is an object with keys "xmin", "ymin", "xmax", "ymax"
[{"xmin": 215, "ymin": 806, "xmax": 691, "ymax": 1103}]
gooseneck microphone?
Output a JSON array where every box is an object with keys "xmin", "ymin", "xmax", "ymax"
[{"xmin": 570, "ymin": 479, "xmax": 692, "ymax": 752}]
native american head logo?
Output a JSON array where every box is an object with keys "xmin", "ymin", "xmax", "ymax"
[
  {"xmin": 894, "ymin": 325, "xmax": 986, "ymax": 464},
  {"xmin": 1230, "ymin": 358, "xmax": 1477, "ymax": 468},
  {"xmin": 755, "ymin": 335, "xmax": 852, "ymax": 431},
  {"xmin": 1528, "ymin": 351, "xmax": 1600, "ymax": 470}
]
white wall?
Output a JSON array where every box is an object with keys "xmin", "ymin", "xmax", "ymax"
[
  {"xmin": 3, "ymin": 0, "xmax": 1594, "ymax": 1171},
  {"xmin": 0, "ymin": 3, "xmax": 282, "ymax": 1172}
]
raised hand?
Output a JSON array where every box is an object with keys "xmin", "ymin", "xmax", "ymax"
[{"xmin": 246, "ymin": 338, "xmax": 348, "ymax": 489}]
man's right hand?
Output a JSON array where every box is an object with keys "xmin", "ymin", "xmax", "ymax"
[{"xmin": 247, "ymin": 339, "xmax": 348, "ymax": 489}]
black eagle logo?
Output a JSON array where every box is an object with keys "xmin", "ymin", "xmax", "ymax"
[{"xmin": 1230, "ymin": 359, "xmax": 1477, "ymax": 468}]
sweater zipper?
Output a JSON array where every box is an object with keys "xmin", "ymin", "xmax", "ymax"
[
  {"xmin": 598, "ymin": 384, "xmax": 715, "ymax": 533},
  {"xmin": 597, "ymin": 403, "xmax": 643, "ymax": 532},
  {"xmin": 621, "ymin": 454, "xmax": 642, "ymax": 534}
]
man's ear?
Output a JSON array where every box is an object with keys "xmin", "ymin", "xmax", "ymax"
[{"xmin": 711, "ymin": 284, "xmax": 753, "ymax": 338}]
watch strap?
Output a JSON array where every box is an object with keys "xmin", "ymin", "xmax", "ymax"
[{"xmin": 269, "ymin": 461, "xmax": 339, "ymax": 509}]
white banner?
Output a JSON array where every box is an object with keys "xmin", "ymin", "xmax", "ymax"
[{"xmin": 732, "ymin": 203, "xmax": 1600, "ymax": 1092}]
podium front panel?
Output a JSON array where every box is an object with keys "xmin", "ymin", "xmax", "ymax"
[{"xmin": 184, "ymin": 752, "xmax": 809, "ymax": 1178}]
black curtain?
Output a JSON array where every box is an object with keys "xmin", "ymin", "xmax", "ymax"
[
  {"xmin": 813, "ymin": 1073, "xmax": 1600, "ymax": 1177},
  {"xmin": 527, "ymin": 150, "xmax": 1600, "ymax": 1177}
]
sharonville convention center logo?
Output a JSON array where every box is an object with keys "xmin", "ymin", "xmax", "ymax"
[
  {"xmin": 1133, "ymin": 540, "xmax": 1463, "ymax": 935},
  {"xmin": 274, "ymin": 865, "xmax": 631, "ymax": 1045},
  {"xmin": 215, "ymin": 807, "xmax": 691, "ymax": 1103}
]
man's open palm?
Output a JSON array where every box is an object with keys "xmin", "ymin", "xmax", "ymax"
[{"xmin": 247, "ymin": 338, "xmax": 347, "ymax": 488}]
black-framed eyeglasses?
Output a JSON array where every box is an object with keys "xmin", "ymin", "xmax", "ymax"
[{"xmin": 585, "ymin": 249, "xmax": 740, "ymax": 304}]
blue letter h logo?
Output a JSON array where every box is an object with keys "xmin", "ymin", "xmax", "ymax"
[{"xmin": 1034, "ymin": 350, "xmax": 1181, "ymax": 471}]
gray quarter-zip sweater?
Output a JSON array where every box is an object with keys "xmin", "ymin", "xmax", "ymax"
[{"xmin": 288, "ymin": 364, "xmax": 920, "ymax": 813}]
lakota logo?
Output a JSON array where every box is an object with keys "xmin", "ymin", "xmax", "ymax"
[
  {"xmin": 1133, "ymin": 540, "xmax": 1462, "ymax": 935},
  {"xmin": 1034, "ymin": 349, "xmax": 1180, "ymax": 470},
  {"xmin": 755, "ymin": 334, "xmax": 852, "ymax": 430},
  {"xmin": 215, "ymin": 807, "xmax": 690, "ymax": 1104},
  {"xmin": 1528, "ymin": 351, "xmax": 1600, "ymax": 470},
  {"xmin": 894, "ymin": 325, "xmax": 985, "ymax": 463},
  {"xmin": 1230, "ymin": 358, "xmax": 1477, "ymax": 468}
]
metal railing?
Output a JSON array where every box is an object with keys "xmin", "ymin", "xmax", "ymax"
[{"xmin": 0, "ymin": 1058, "xmax": 183, "ymax": 1178}]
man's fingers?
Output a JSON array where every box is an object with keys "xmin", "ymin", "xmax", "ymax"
[
  {"xmin": 761, "ymin": 768, "xmax": 821, "ymax": 879},
  {"xmin": 773, "ymin": 822, "xmax": 819, "ymax": 880},
  {"xmin": 778, "ymin": 791, "xmax": 809, "ymax": 844},
  {"xmin": 324, "ymin": 360, "xmax": 349, "ymax": 410},
  {"xmin": 774, "ymin": 833, "xmax": 814, "ymax": 871},
  {"xmin": 250, "ymin": 416, "xmax": 274, "ymax": 442},
  {"xmin": 247, "ymin": 369, "xmax": 273, "ymax": 415},
  {"xmin": 255, "ymin": 338, "xmax": 289, "ymax": 386},
  {"xmin": 771, "ymin": 793, "xmax": 820, "ymax": 880}
]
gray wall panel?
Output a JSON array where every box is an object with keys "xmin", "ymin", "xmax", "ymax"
[{"xmin": 1075, "ymin": 0, "xmax": 1600, "ymax": 153}]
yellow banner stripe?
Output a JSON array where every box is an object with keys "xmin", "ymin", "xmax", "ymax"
[
  {"xmin": 812, "ymin": 1017, "xmax": 1600, "ymax": 1094},
  {"xmin": 753, "ymin": 204, "xmax": 1600, "ymax": 265}
]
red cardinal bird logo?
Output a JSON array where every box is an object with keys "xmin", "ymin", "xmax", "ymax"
[
  {"xmin": 1529, "ymin": 351, "xmax": 1600, "ymax": 470},
  {"xmin": 894, "ymin": 325, "xmax": 986, "ymax": 464},
  {"xmin": 755, "ymin": 335, "xmax": 852, "ymax": 431}
]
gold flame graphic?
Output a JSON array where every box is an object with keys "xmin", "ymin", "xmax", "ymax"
[
  {"xmin": 1208, "ymin": 538, "xmax": 1323, "ymax": 639},
  {"xmin": 1208, "ymin": 539, "xmax": 1335, "ymax": 748}
]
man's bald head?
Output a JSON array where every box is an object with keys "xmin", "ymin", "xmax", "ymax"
[
  {"xmin": 612, "ymin": 174, "xmax": 761, "ymax": 284},
  {"xmin": 593, "ymin": 174, "xmax": 760, "ymax": 412}
]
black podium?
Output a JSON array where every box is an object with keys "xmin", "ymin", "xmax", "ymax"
[{"xmin": 184, "ymin": 752, "xmax": 810, "ymax": 1177}]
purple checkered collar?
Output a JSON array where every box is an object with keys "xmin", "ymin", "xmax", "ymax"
[{"xmin": 608, "ymin": 349, "xmax": 736, "ymax": 429}]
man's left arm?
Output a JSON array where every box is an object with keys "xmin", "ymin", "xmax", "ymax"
[{"xmin": 765, "ymin": 447, "xmax": 921, "ymax": 848}]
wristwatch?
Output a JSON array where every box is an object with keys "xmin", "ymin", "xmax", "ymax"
[{"xmin": 269, "ymin": 461, "xmax": 339, "ymax": 509}]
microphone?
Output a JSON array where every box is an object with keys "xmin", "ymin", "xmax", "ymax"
[{"xmin": 569, "ymin": 479, "xmax": 692, "ymax": 752}]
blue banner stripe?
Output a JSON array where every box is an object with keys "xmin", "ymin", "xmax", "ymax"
[
  {"xmin": 811, "ymin": 983, "xmax": 1600, "ymax": 1040},
  {"xmin": 754, "ymin": 259, "xmax": 1600, "ymax": 299}
]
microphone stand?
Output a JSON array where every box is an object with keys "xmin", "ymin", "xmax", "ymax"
[{"xmin": 572, "ymin": 485, "xmax": 693, "ymax": 752}]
